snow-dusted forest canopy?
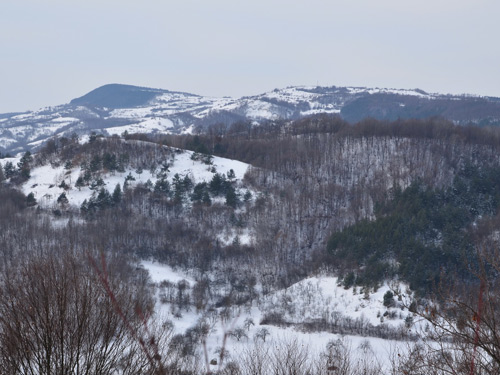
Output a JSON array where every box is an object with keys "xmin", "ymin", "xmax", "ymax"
[{"xmin": 1, "ymin": 115, "xmax": 500, "ymax": 374}]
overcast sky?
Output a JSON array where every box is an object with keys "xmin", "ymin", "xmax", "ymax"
[{"xmin": 1, "ymin": 0, "xmax": 499, "ymax": 113}]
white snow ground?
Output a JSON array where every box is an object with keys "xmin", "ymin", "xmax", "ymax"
[
  {"xmin": 19, "ymin": 147, "xmax": 250, "ymax": 209},
  {"xmin": 139, "ymin": 260, "xmax": 418, "ymax": 372}
]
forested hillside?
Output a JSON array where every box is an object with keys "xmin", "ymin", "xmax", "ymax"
[{"xmin": 1, "ymin": 116, "xmax": 500, "ymax": 374}]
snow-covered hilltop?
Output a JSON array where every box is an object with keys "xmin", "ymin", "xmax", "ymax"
[{"xmin": 2, "ymin": 83, "xmax": 500, "ymax": 154}]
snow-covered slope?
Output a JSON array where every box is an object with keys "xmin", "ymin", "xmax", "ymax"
[
  {"xmin": 140, "ymin": 260, "xmax": 418, "ymax": 372},
  {"xmin": 19, "ymin": 146, "xmax": 250, "ymax": 209},
  {"xmin": 3, "ymin": 83, "xmax": 500, "ymax": 154}
]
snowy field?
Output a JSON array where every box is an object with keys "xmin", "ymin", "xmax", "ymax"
[{"xmin": 140, "ymin": 260, "xmax": 419, "ymax": 371}]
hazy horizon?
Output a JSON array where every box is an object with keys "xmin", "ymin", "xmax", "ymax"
[{"xmin": 2, "ymin": 0, "xmax": 499, "ymax": 113}]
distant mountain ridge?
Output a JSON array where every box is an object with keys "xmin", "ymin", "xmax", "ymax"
[
  {"xmin": 70, "ymin": 84, "xmax": 197, "ymax": 109},
  {"xmin": 2, "ymin": 83, "xmax": 500, "ymax": 153}
]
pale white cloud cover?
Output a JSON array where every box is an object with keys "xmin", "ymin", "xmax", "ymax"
[{"xmin": 1, "ymin": 0, "xmax": 499, "ymax": 112}]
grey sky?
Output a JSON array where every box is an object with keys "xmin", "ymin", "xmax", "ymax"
[{"xmin": 1, "ymin": 0, "xmax": 499, "ymax": 113}]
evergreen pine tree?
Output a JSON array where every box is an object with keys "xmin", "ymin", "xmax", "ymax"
[
  {"xmin": 209, "ymin": 173, "xmax": 226, "ymax": 196},
  {"xmin": 57, "ymin": 192, "xmax": 69, "ymax": 206},
  {"xmin": 26, "ymin": 192, "xmax": 37, "ymax": 207},
  {"xmin": 154, "ymin": 178, "xmax": 170, "ymax": 195},
  {"xmin": 191, "ymin": 182, "xmax": 207, "ymax": 202},
  {"xmin": 19, "ymin": 167, "xmax": 31, "ymax": 180},
  {"xmin": 243, "ymin": 190, "xmax": 252, "ymax": 202},
  {"xmin": 17, "ymin": 151, "xmax": 33, "ymax": 180},
  {"xmin": 117, "ymin": 153, "xmax": 129, "ymax": 172},
  {"xmin": 116, "ymin": 161, "xmax": 125, "ymax": 173},
  {"xmin": 80, "ymin": 199, "xmax": 89, "ymax": 214},
  {"xmin": 157, "ymin": 163, "xmax": 170, "ymax": 178},
  {"xmin": 88, "ymin": 131, "xmax": 97, "ymax": 143},
  {"xmin": 135, "ymin": 166, "xmax": 143, "ymax": 180},
  {"xmin": 202, "ymin": 191, "xmax": 212, "ymax": 206},
  {"xmin": 90, "ymin": 177, "xmax": 105, "ymax": 190},
  {"xmin": 383, "ymin": 291, "xmax": 395, "ymax": 307},
  {"xmin": 95, "ymin": 188, "xmax": 112, "ymax": 209},
  {"xmin": 183, "ymin": 175, "xmax": 193, "ymax": 192},
  {"xmin": 17, "ymin": 151, "xmax": 33, "ymax": 170},
  {"xmin": 75, "ymin": 176, "xmax": 85, "ymax": 190},
  {"xmin": 0, "ymin": 164, "xmax": 5, "ymax": 183},
  {"xmin": 172, "ymin": 173, "xmax": 185, "ymax": 203},
  {"xmin": 64, "ymin": 160, "xmax": 73, "ymax": 170},
  {"xmin": 83, "ymin": 168, "xmax": 92, "ymax": 183},
  {"xmin": 225, "ymin": 186, "xmax": 239, "ymax": 208},
  {"xmin": 144, "ymin": 179, "xmax": 153, "ymax": 191},
  {"xmin": 112, "ymin": 184, "xmax": 122, "ymax": 205},
  {"xmin": 102, "ymin": 153, "xmax": 117, "ymax": 171},
  {"xmin": 3, "ymin": 162, "xmax": 15, "ymax": 179},
  {"xmin": 227, "ymin": 169, "xmax": 236, "ymax": 180},
  {"xmin": 89, "ymin": 155, "xmax": 101, "ymax": 172}
]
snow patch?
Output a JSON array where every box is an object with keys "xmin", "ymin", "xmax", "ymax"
[{"xmin": 106, "ymin": 117, "xmax": 174, "ymax": 135}]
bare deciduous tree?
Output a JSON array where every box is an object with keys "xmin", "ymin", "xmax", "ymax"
[{"xmin": 0, "ymin": 250, "xmax": 153, "ymax": 375}]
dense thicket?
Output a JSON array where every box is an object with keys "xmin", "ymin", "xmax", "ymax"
[
  {"xmin": 158, "ymin": 116, "xmax": 500, "ymax": 167},
  {"xmin": 0, "ymin": 250, "xmax": 155, "ymax": 375},
  {"xmin": 327, "ymin": 163, "xmax": 500, "ymax": 293}
]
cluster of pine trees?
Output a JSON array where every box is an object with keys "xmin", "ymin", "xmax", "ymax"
[{"xmin": 328, "ymin": 162, "xmax": 500, "ymax": 294}]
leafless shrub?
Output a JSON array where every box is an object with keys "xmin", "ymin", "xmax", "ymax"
[{"xmin": 0, "ymin": 250, "xmax": 153, "ymax": 374}]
